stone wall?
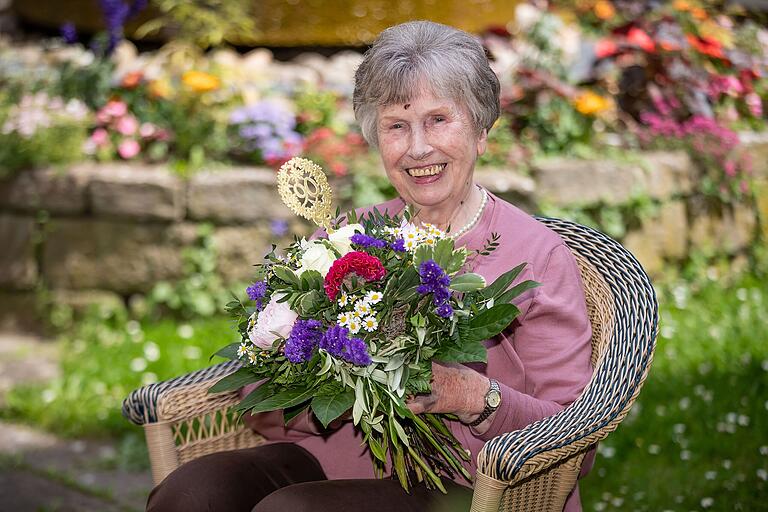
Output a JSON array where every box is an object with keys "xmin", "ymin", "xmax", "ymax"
[{"xmin": 1, "ymin": 136, "xmax": 766, "ymax": 331}]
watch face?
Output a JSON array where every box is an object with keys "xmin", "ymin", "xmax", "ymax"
[{"xmin": 487, "ymin": 390, "xmax": 502, "ymax": 408}]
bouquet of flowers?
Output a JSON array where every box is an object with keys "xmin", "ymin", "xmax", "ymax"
[{"xmin": 211, "ymin": 158, "xmax": 538, "ymax": 492}]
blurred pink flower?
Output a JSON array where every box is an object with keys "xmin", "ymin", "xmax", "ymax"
[
  {"xmin": 115, "ymin": 115, "xmax": 138, "ymax": 136},
  {"xmin": 746, "ymin": 93, "xmax": 763, "ymax": 118},
  {"xmin": 103, "ymin": 100, "xmax": 128, "ymax": 118},
  {"xmin": 724, "ymin": 160, "xmax": 737, "ymax": 177},
  {"xmin": 139, "ymin": 122, "xmax": 156, "ymax": 138},
  {"xmin": 91, "ymin": 128, "xmax": 110, "ymax": 147},
  {"xmin": 118, "ymin": 139, "xmax": 141, "ymax": 159}
]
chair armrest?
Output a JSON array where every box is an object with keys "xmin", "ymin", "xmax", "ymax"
[
  {"xmin": 478, "ymin": 328, "xmax": 655, "ymax": 483},
  {"xmin": 122, "ymin": 360, "xmax": 242, "ymax": 425}
]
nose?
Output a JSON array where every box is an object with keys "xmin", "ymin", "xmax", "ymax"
[{"xmin": 407, "ymin": 124, "xmax": 433, "ymax": 161}]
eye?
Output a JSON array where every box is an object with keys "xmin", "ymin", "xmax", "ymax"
[
  {"xmin": 390, "ymin": 122, "xmax": 404, "ymax": 130},
  {"xmin": 434, "ymin": 115, "xmax": 446, "ymax": 123}
]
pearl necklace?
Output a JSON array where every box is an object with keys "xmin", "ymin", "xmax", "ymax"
[
  {"xmin": 406, "ymin": 186, "xmax": 488, "ymax": 239},
  {"xmin": 448, "ymin": 186, "xmax": 488, "ymax": 239}
]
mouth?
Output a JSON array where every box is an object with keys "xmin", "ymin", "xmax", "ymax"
[{"xmin": 405, "ymin": 163, "xmax": 446, "ymax": 178}]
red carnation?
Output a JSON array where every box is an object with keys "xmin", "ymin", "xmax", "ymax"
[{"xmin": 324, "ymin": 251, "xmax": 387, "ymax": 301}]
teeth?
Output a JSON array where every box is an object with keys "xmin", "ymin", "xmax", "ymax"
[{"xmin": 407, "ymin": 164, "xmax": 444, "ymax": 177}]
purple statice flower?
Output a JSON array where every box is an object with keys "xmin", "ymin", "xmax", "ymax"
[
  {"xmin": 284, "ymin": 319, "xmax": 323, "ymax": 363},
  {"xmin": 229, "ymin": 100, "xmax": 304, "ymax": 163},
  {"xmin": 390, "ymin": 238, "xmax": 406, "ymax": 252},
  {"xmin": 60, "ymin": 22, "xmax": 78, "ymax": 44},
  {"xmin": 435, "ymin": 302, "xmax": 454, "ymax": 318},
  {"xmin": 320, "ymin": 325, "xmax": 371, "ymax": 366},
  {"xmin": 246, "ymin": 281, "xmax": 268, "ymax": 310},
  {"xmin": 417, "ymin": 259, "xmax": 453, "ymax": 317},
  {"xmin": 350, "ymin": 233, "xmax": 387, "ymax": 249}
]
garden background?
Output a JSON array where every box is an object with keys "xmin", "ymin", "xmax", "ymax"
[{"xmin": 0, "ymin": 0, "xmax": 767, "ymax": 510}]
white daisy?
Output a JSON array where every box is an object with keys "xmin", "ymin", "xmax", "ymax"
[
  {"xmin": 247, "ymin": 351, "xmax": 259, "ymax": 365},
  {"xmin": 237, "ymin": 343, "xmax": 249, "ymax": 358},
  {"xmin": 355, "ymin": 302, "xmax": 372, "ymax": 316},
  {"xmin": 364, "ymin": 290, "xmax": 383, "ymax": 304},
  {"xmin": 348, "ymin": 319, "xmax": 361, "ymax": 334},
  {"xmin": 337, "ymin": 311, "xmax": 352, "ymax": 327},
  {"xmin": 362, "ymin": 316, "xmax": 378, "ymax": 332},
  {"xmin": 337, "ymin": 292, "xmax": 350, "ymax": 308}
]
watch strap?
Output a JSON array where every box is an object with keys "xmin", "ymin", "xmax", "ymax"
[{"xmin": 469, "ymin": 379, "xmax": 500, "ymax": 427}]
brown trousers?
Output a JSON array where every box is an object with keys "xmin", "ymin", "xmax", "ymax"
[{"xmin": 146, "ymin": 443, "xmax": 473, "ymax": 512}]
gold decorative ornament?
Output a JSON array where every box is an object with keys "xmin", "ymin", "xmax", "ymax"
[{"xmin": 277, "ymin": 157, "xmax": 334, "ymax": 230}]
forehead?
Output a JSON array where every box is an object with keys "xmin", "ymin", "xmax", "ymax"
[{"xmin": 378, "ymin": 88, "xmax": 465, "ymax": 116}]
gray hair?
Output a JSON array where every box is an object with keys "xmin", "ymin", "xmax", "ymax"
[{"xmin": 353, "ymin": 21, "xmax": 501, "ymax": 147}]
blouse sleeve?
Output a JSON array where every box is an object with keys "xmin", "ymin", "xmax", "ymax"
[{"xmin": 474, "ymin": 243, "xmax": 594, "ymax": 442}]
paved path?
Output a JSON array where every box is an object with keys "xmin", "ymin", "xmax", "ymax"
[{"xmin": 0, "ymin": 332, "xmax": 152, "ymax": 511}]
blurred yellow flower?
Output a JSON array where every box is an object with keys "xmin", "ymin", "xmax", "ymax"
[
  {"xmin": 148, "ymin": 79, "xmax": 172, "ymax": 99},
  {"xmin": 691, "ymin": 7, "xmax": 708, "ymax": 20},
  {"xmin": 182, "ymin": 71, "xmax": 221, "ymax": 93},
  {"xmin": 594, "ymin": 0, "xmax": 616, "ymax": 20},
  {"xmin": 573, "ymin": 91, "xmax": 612, "ymax": 115},
  {"xmin": 673, "ymin": 0, "xmax": 691, "ymax": 11}
]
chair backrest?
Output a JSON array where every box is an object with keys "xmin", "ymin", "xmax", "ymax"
[{"xmin": 478, "ymin": 217, "xmax": 659, "ymax": 484}]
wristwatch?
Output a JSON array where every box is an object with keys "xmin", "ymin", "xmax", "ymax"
[{"xmin": 469, "ymin": 379, "xmax": 501, "ymax": 427}]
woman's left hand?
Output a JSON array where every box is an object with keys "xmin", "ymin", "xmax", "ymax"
[{"xmin": 406, "ymin": 361, "xmax": 490, "ymax": 425}]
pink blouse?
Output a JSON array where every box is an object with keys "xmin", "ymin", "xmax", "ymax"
[{"xmin": 243, "ymin": 191, "xmax": 595, "ymax": 511}]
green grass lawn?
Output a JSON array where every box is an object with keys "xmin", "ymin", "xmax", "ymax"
[
  {"xmin": 581, "ymin": 269, "xmax": 768, "ymax": 511},
  {"xmin": 1, "ymin": 258, "xmax": 767, "ymax": 508}
]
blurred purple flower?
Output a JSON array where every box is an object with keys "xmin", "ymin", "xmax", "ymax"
[
  {"xmin": 60, "ymin": 22, "xmax": 78, "ymax": 44},
  {"xmin": 229, "ymin": 100, "xmax": 304, "ymax": 163},
  {"xmin": 270, "ymin": 219, "xmax": 289, "ymax": 237}
]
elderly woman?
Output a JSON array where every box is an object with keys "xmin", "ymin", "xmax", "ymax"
[{"xmin": 147, "ymin": 21, "xmax": 593, "ymax": 512}]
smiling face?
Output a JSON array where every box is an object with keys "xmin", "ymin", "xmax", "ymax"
[{"xmin": 376, "ymin": 87, "xmax": 487, "ymax": 221}]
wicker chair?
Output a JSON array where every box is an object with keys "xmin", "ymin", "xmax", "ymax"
[{"xmin": 122, "ymin": 217, "xmax": 658, "ymax": 511}]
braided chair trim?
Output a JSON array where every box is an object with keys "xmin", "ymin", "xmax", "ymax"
[
  {"xmin": 477, "ymin": 217, "xmax": 658, "ymax": 482},
  {"xmin": 121, "ymin": 360, "xmax": 242, "ymax": 425}
]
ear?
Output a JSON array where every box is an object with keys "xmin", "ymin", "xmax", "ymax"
[{"xmin": 476, "ymin": 128, "xmax": 488, "ymax": 156}]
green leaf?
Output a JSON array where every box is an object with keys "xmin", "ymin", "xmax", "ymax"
[
  {"xmin": 283, "ymin": 401, "xmax": 311, "ymax": 424},
  {"xmin": 238, "ymin": 386, "xmax": 315, "ymax": 414},
  {"xmin": 445, "ymin": 247, "xmax": 469, "ymax": 274},
  {"xmin": 302, "ymin": 270, "xmax": 323, "ymax": 290},
  {"xmin": 298, "ymin": 290, "xmax": 323, "ymax": 315},
  {"xmin": 208, "ymin": 367, "xmax": 256, "ymax": 394},
  {"xmin": 496, "ymin": 279, "xmax": 541, "ymax": 304},
  {"xmin": 273, "ymin": 266, "xmax": 300, "ymax": 286},
  {"xmin": 449, "ymin": 273, "xmax": 487, "ymax": 292},
  {"xmin": 413, "ymin": 244, "xmax": 433, "ymax": 267},
  {"xmin": 212, "ymin": 342, "xmax": 240, "ymax": 361},
  {"xmin": 464, "ymin": 303, "xmax": 520, "ymax": 343},
  {"xmin": 480, "ymin": 262, "xmax": 527, "ymax": 300},
  {"xmin": 435, "ymin": 340, "xmax": 487, "ymax": 363},
  {"xmin": 368, "ymin": 435, "xmax": 387, "ymax": 463},
  {"xmin": 236, "ymin": 382, "xmax": 274, "ymax": 411},
  {"xmin": 433, "ymin": 239, "xmax": 455, "ymax": 269},
  {"xmin": 311, "ymin": 385, "xmax": 355, "ymax": 428}
]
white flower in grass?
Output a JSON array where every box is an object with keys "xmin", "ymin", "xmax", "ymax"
[
  {"xmin": 348, "ymin": 319, "xmax": 361, "ymax": 334},
  {"xmin": 337, "ymin": 311, "xmax": 352, "ymax": 327},
  {"xmin": 364, "ymin": 290, "xmax": 383, "ymax": 305},
  {"xmin": 237, "ymin": 343, "xmax": 249, "ymax": 359},
  {"xmin": 362, "ymin": 316, "xmax": 378, "ymax": 332},
  {"xmin": 355, "ymin": 301, "xmax": 372, "ymax": 317}
]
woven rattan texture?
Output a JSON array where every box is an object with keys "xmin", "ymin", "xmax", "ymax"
[{"xmin": 477, "ymin": 217, "xmax": 658, "ymax": 483}]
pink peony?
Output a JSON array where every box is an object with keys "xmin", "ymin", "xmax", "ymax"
[
  {"xmin": 115, "ymin": 115, "xmax": 138, "ymax": 136},
  {"xmin": 248, "ymin": 294, "xmax": 298, "ymax": 349},
  {"xmin": 117, "ymin": 139, "xmax": 141, "ymax": 159}
]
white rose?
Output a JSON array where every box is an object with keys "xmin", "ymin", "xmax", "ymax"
[
  {"xmin": 327, "ymin": 223, "xmax": 364, "ymax": 255},
  {"xmin": 248, "ymin": 294, "xmax": 298, "ymax": 349},
  {"xmin": 297, "ymin": 241, "xmax": 338, "ymax": 277}
]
